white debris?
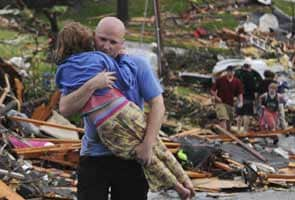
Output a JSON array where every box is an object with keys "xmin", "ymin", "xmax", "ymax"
[
  {"xmin": 212, "ymin": 58, "xmax": 285, "ymax": 78},
  {"xmin": 258, "ymin": 13, "xmax": 279, "ymax": 33},
  {"xmin": 257, "ymin": 0, "xmax": 272, "ymax": 5},
  {"xmin": 243, "ymin": 22, "xmax": 258, "ymax": 33},
  {"xmin": 8, "ymin": 57, "xmax": 31, "ymax": 69}
]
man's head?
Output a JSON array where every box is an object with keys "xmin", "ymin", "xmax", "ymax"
[
  {"xmin": 263, "ymin": 70, "xmax": 275, "ymax": 80},
  {"xmin": 242, "ymin": 63, "xmax": 251, "ymax": 71},
  {"xmin": 94, "ymin": 17, "xmax": 126, "ymax": 58},
  {"xmin": 226, "ymin": 65, "xmax": 235, "ymax": 80}
]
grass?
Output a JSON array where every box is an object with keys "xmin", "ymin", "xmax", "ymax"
[
  {"xmin": 175, "ymin": 86, "xmax": 194, "ymax": 96},
  {"xmin": 160, "ymin": 0, "xmax": 190, "ymax": 14},
  {"xmin": 59, "ymin": 0, "xmax": 191, "ymax": 28},
  {"xmin": 201, "ymin": 12, "xmax": 239, "ymax": 31},
  {"xmin": 273, "ymin": 0, "xmax": 295, "ymax": 16},
  {"xmin": 0, "ymin": 29, "xmax": 49, "ymax": 58},
  {"xmin": 59, "ymin": 0, "xmax": 155, "ymax": 28}
]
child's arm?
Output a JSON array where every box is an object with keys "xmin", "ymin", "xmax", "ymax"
[
  {"xmin": 259, "ymin": 94, "xmax": 266, "ymax": 108},
  {"xmin": 59, "ymin": 71, "xmax": 116, "ymax": 117}
]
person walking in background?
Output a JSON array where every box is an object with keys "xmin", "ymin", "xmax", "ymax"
[
  {"xmin": 211, "ymin": 66, "xmax": 243, "ymax": 131},
  {"xmin": 235, "ymin": 63, "xmax": 258, "ymax": 133},
  {"xmin": 259, "ymin": 81, "xmax": 285, "ymax": 131}
]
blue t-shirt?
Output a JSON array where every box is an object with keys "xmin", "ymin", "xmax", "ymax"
[{"xmin": 79, "ymin": 55, "xmax": 163, "ymax": 156}]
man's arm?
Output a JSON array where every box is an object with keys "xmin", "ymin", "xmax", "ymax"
[
  {"xmin": 134, "ymin": 95, "xmax": 165, "ymax": 166},
  {"xmin": 59, "ymin": 71, "xmax": 116, "ymax": 117}
]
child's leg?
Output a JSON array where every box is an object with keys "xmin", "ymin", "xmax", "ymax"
[
  {"xmin": 259, "ymin": 110, "xmax": 267, "ymax": 130},
  {"xmin": 155, "ymin": 137, "xmax": 190, "ymax": 183},
  {"xmin": 154, "ymin": 138, "xmax": 195, "ymax": 197},
  {"xmin": 143, "ymin": 152, "xmax": 190, "ymax": 200},
  {"xmin": 263, "ymin": 109, "xmax": 277, "ymax": 130}
]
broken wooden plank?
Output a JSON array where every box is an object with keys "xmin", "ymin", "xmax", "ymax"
[
  {"xmin": 40, "ymin": 155, "xmax": 77, "ymax": 168},
  {"xmin": 221, "ymin": 28, "xmax": 247, "ymax": 42},
  {"xmin": 14, "ymin": 78, "xmax": 23, "ymax": 105},
  {"xmin": 214, "ymin": 161, "xmax": 233, "ymax": 172},
  {"xmin": 32, "ymin": 90, "xmax": 60, "ymax": 121},
  {"xmin": 266, "ymin": 174, "xmax": 295, "ymax": 179},
  {"xmin": 0, "ymin": 73, "xmax": 10, "ymax": 105},
  {"xmin": 0, "ymin": 180, "xmax": 24, "ymax": 200},
  {"xmin": 8, "ymin": 115, "xmax": 84, "ymax": 133},
  {"xmin": 192, "ymin": 177, "xmax": 248, "ymax": 191},
  {"xmin": 29, "ymin": 138, "xmax": 80, "ymax": 144},
  {"xmin": 32, "ymin": 165, "xmax": 73, "ymax": 178},
  {"xmin": 214, "ymin": 125, "xmax": 267, "ymax": 162},
  {"xmin": 208, "ymin": 126, "xmax": 295, "ymax": 141},
  {"xmin": 13, "ymin": 143, "xmax": 81, "ymax": 158},
  {"xmin": 170, "ymin": 128, "xmax": 206, "ymax": 138},
  {"xmin": 186, "ymin": 170, "xmax": 212, "ymax": 179},
  {"xmin": 226, "ymin": 158, "xmax": 244, "ymax": 169},
  {"xmin": 163, "ymin": 142, "xmax": 181, "ymax": 148},
  {"xmin": 267, "ymin": 178, "xmax": 295, "ymax": 183},
  {"xmin": 39, "ymin": 110, "xmax": 80, "ymax": 139}
]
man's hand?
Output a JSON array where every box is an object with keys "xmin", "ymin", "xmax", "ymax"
[
  {"xmin": 134, "ymin": 141, "xmax": 153, "ymax": 167},
  {"xmin": 90, "ymin": 70, "xmax": 117, "ymax": 89}
]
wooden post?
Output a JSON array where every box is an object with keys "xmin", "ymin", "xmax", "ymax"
[
  {"xmin": 153, "ymin": 0, "xmax": 164, "ymax": 77},
  {"xmin": 117, "ymin": 0, "xmax": 129, "ymax": 24}
]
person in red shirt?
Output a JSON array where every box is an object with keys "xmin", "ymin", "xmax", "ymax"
[{"xmin": 211, "ymin": 66, "xmax": 243, "ymax": 130}]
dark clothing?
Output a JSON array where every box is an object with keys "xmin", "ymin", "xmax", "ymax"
[
  {"xmin": 236, "ymin": 100, "xmax": 254, "ymax": 116},
  {"xmin": 261, "ymin": 94, "xmax": 279, "ymax": 112},
  {"xmin": 211, "ymin": 76, "xmax": 243, "ymax": 106},
  {"xmin": 236, "ymin": 70, "xmax": 257, "ymax": 100},
  {"xmin": 259, "ymin": 79, "xmax": 273, "ymax": 95},
  {"xmin": 235, "ymin": 69, "xmax": 257, "ymax": 116},
  {"xmin": 78, "ymin": 155, "xmax": 149, "ymax": 200}
]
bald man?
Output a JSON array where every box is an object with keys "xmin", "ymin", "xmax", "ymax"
[{"xmin": 58, "ymin": 17, "xmax": 165, "ymax": 200}]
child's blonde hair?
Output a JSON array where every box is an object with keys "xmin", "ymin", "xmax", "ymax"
[{"xmin": 55, "ymin": 21, "xmax": 93, "ymax": 63}]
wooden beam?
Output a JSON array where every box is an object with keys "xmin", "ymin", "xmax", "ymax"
[
  {"xmin": 186, "ymin": 170, "xmax": 212, "ymax": 179},
  {"xmin": 163, "ymin": 142, "xmax": 181, "ymax": 148},
  {"xmin": 8, "ymin": 115, "xmax": 84, "ymax": 133},
  {"xmin": 214, "ymin": 125, "xmax": 267, "ymax": 162},
  {"xmin": 0, "ymin": 180, "xmax": 25, "ymax": 200},
  {"xmin": 267, "ymin": 174, "xmax": 295, "ymax": 179},
  {"xmin": 13, "ymin": 143, "xmax": 81, "ymax": 157},
  {"xmin": 28, "ymin": 138, "xmax": 80, "ymax": 144},
  {"xmin": 170, "ymin": 128, "xmax": 204, "ymax": 138},
  {"xmin": 213, "ymin": 161, "xmax": 233, "ymax": 172},
  {"xmin": 208, "ymin": 126, "xmax": 295, "ymax": 140}
]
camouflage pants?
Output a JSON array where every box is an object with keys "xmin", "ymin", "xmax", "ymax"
[{"xmin": 97, "ymin": 102, "xmax": 190, "ymax": 191}]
